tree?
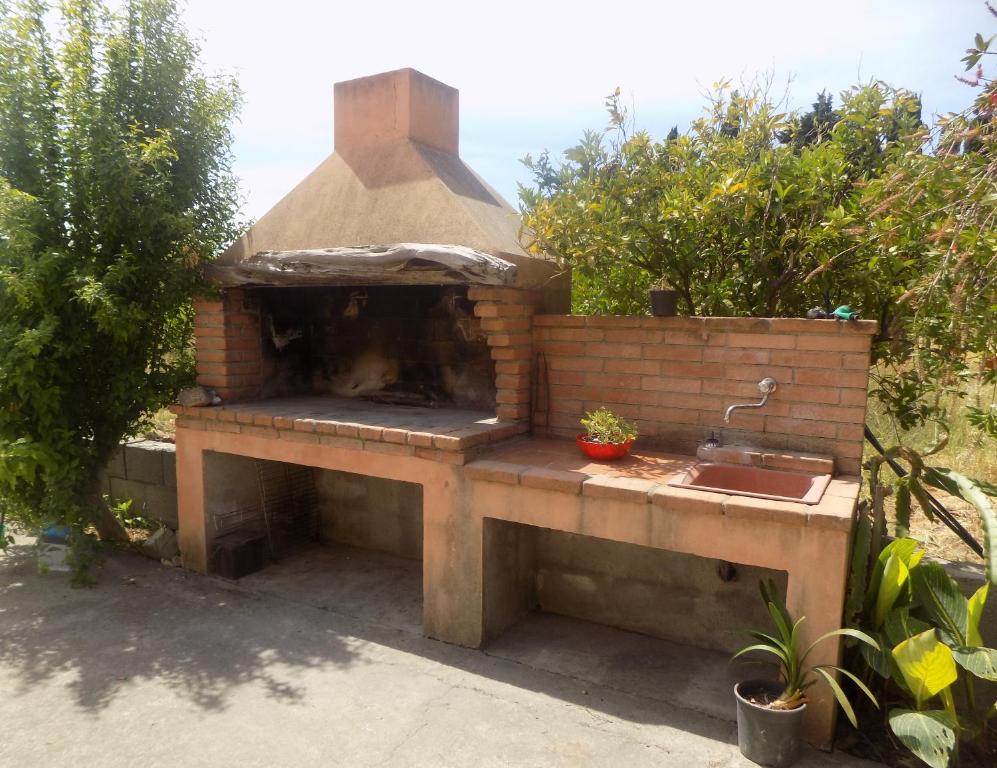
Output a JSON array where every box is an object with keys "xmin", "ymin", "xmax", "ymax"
[
  {"xmin": 777, "ymin": 90, "xmax": 840, "ymax": 149},
  {"xmin": 519, "ymin": 80, "xmax": 924, "ymax": 318},
  {"xmin": 0, "ymin": 0, "xmax": 240, "ymax": 569}
]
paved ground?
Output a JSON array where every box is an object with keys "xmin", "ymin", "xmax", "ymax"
[{"xmin": 0, "ymin": 541, "xmax": 878, "ymax": 767}]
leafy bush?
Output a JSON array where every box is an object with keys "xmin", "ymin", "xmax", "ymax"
[
  {"xmin": 0, "ymin": 0, "xmax": 241, "ymax": 564},
  {"xmin": 847, "ymin": 537, "xmax": 996, "ymax": 767}
]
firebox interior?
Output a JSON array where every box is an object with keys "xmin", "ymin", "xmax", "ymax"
[{"xmin": 256, "ymin": 285, "xmax": 495, "ymax": 410}]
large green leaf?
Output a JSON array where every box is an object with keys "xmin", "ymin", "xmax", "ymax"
[
  {"xmin": 967, "ymin": 583, "xmax": 989, "ymax": 647},
  {"xmin": 950, "ymin": 646, "xmax": 997, "ymax": 681},
  {"xmin": 884, "ymin": 606, "xmax": 931, "ymax": 648},
  {"xmin": 911, "ymin": 563, "xmax": 969, "ymax": 645},
  {"xmin": 867, "ymin": 538, "xmax": 921, "ymax": 613},
  {"xmin": 875, "ymin": 552, "xmax": 909, "ymax": 629},
  {"xmin": 892, "ymin": 629, "xmax": 958, "ymax": 707},
  {"xmin": 888, "ymin": 709, "xmax": 957, "ymax": 768},
  {"xmin": 861, "ymin": 631, "xmax": 893, "ymax": 678},
  {"xmin": 922, "ymin": 467, "xmax": 997, "ymax": 585}
]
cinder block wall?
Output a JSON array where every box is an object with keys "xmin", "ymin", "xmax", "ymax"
[
  {"xmin": 315, "ymin": 470, "xmax": 423, "ymax": 558},
  {"xmin": 534, "ymin": 530, "xmax": 787, "ymax": 654},
  {"xmin": 533, "ymin": 316, "xmax": 877, "ymax": 475},
  {"xmin": 101, "ymin": 440, "xmax": 178, "ymax": 529}
]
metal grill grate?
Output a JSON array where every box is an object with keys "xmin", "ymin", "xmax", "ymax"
[{"xmin": 255, "ymin": 461, "xmax": 320, "ymax": 559}]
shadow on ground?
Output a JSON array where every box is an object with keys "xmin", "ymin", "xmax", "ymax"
[
  {"xmin": 0, "ymin": 542, "xmax": 363, "ymax": 713},
  {"xmin": 0, "ymin": 540, "xmax": 774, "ymax": 753}
]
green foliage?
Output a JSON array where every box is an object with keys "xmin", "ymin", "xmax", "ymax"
[
  {"xmin": 519, "ymin": 60, "xmax": 996, "ymax": 457},
  {"xmin": 0, "ymin": 1, "xmax": 240, "ymax": 546},
  {"xmin": 777, "ymin": 90, "xmax": 842, "ymax": 149},
  {"xmin": 732, "ymin": 579, "xmax": 880, "ymax": 727},
  {"xmin": 889, "ymin": 708, "xmax": 959, "ymax": 768},
  {"xmin": 848, "ymin": 536, "xmax": 997, "ymax": 765},
  {"xmin": 579, "ymin": 406, "xmax": 637, "ymax": 444},
  {"xmin": 109, "ymin": 495, "xmax": 161, "ymax": 532},
  {"xmin": 866, "ymin": 446, "xmax": 997, "ymax": 586},
  {"xmin": 520, "ymin": 80, "xmax": 924, "ymax": 319}
]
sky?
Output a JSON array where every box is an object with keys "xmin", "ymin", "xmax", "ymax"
[{"xmin": 180, "ymin": 0, "xmax": 994, "ymax": 221}]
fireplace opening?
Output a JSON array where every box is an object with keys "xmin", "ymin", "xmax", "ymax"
[{"xmin": 256, "ymin": 285, "xmax": 495, "ymax": 410}]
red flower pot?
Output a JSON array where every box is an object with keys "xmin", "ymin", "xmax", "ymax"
[{"xmin": 576, "ymin": 434, "xmax": 634, "ymax": 461}]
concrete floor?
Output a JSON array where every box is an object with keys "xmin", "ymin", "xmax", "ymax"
[{"xmin": 0, "ymin": 541, "xmax": 879, "ymax": 767}]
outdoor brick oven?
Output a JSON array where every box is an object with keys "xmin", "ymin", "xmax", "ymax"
[
  {"xmin": 193, "ymin": 68, "xmax": 567, "ymax": 424},
  {"xmin": 173, "ymin": 68, "xmax": 875, "ymax": 750}
]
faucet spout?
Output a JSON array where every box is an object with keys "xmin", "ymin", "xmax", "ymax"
[{"xmin": 723, "ymin": 377, "xmax": 778, "ymax": 423}]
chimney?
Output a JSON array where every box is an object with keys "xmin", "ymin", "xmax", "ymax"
[{"xmin": 334, "ymin": 68, "xmax": 459, "ymax": 156}]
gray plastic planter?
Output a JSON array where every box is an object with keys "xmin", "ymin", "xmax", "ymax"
[{"xmin": 734, "ymin": 680, "xmax": 807, "ymax": 768}]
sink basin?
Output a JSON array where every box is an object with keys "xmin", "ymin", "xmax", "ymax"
[{"xmin": 669, "ymin": 463, "xmax": 831, "ymax": 505}]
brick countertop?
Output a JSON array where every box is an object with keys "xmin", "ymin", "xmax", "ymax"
[
  {"xmin": 466, "ymin": 438, "xmax": 859, "ymax": 531},
  {"xmin": 170, "ymin": 395, "xmax": 528, "ymax": 462}
]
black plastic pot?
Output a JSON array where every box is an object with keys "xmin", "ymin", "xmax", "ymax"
[
  {"xmin": 734, "ymin": 680, "xmax": 806, "ymax": 768},
  {"xmin": 649, "ymin": 289, "xmax": 678, "ymax": 316}
]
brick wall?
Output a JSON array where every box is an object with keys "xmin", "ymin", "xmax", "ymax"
[
  {"xmin": 194, "ymin": 289, "xmax": 264, "ymax": 402},
  {"xmin": 467, "ymin": 286, "xmax": 542, "ymax": 421},
  {"xmin": 533, "ymin": 316, "xmax": 877, "ymax": 475}
]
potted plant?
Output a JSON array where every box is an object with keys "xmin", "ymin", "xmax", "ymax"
[
  {"xmin": 576, "ymin": 407, "xmax": 637, "ymax": 460},
  {"xmin": 649, "ymin": 277, "xmax": 678, "ymax": 316},
  {"xmin": 732, "ymin": 580, "xmax": 879, "ymax": 768}
]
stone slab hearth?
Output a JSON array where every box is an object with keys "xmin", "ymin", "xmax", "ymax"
[{"xmin": 171, "ymin": 395, "xmax": 528, "ymax": 459}]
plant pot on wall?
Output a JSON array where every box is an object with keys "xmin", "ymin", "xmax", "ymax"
[
  {"xmin": 576, "ymin": 434, "xmax": 634, "ymax": 460},
  {"xmin": 734, "ymin": 680, "xmax": 806, "ymax": 768},
  {"xmin": 649, "ymin": 288, "xmax": 678, "ymax": 316},
  {"xmin": 577, "ymin": 407, "xmax": 637, "ymax": 461}
]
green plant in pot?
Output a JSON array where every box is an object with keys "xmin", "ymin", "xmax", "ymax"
[
  {"xmin": 649, "ymin": 277, "xmax": 678, "ymax": 316},
  {"xmin": 733, "ymin": 580, "xmax": 880, "ymax": 767},
  {"xmin": 576, "ymin": 407, "xmax": 638, "ymax": 460}
]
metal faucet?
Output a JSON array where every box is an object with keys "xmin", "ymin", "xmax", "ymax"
[{"xmin": 723, "ymin": 377, "xmax": 778, "ymax": 423}]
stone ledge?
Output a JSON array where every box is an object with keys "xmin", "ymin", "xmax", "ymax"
[
  {"xmin": 533, "ymin": 314, "xmax": 879, "ymax": 336},
  {"xmin": 171, "ymin": 396, "xmax": 528, "ymax": 458},
  {"xmin": 465, "ymin": 440, "xmax": 857, "ymax": 531}
]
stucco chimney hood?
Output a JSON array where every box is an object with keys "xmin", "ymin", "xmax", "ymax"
[{"xmin": 210, "ymin": 68, "xmax": 559, "ymax": 290}]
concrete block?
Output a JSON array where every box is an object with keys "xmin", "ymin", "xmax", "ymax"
[
  {"xmin": 141, "ymin": 527, "xmax": 179, "ymax": 560},
  {"xmin": 315, "ymin": 469, "xmax": 422, "ymax": 558},
  {"xmin": 108, "ymin": 477, "xmax": 148, "ymax": 510},
  {"xmin": 144, "ymin": 485, "xmax": 179, "ymax": 530},
  {"xmin": 534, "ymin": 529, "xmax": 786, "ymax": 655},
  {"xmin": 105, "ymin": 446, "xmax": 126, "ymax": 478},
  {"xmin": 123, "ymin": 440, "xmax": 165, "ymax": 485},
  {"xmin": 162, "ymin": 447, "xmax": 177, "ymax": 489}
]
